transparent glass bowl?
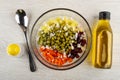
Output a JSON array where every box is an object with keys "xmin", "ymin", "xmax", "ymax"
[{"xmin": 30, "ymin": 8, "xmax": 92, "ymax": 70}]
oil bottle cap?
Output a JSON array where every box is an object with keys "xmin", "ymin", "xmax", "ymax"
[{"xmin": 99, "ymin": 11, "xmax": 110, "ymax": 20}]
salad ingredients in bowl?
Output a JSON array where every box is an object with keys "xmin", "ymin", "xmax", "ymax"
[
  {"xmin": 30, "ymin": 8, "xmax": 92, "ymax": 70},
  {"xmin": 37, "ymin": 17, "xmax": 87, "ymax": 66}
]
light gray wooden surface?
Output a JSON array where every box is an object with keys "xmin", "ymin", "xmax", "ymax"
[{"xmin": 0, "ymin": 0, "xmax": 120, "ymax": 80}]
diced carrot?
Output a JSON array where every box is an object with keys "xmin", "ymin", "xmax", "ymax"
[
  {"xmin": 59, "ymin": 59, "xmax": 64, "ymax": 65},
  {"xmin": 39, "ymin": 47, "xmax": 74, "ymax": 66},
  {"xmin": 51, "ymin": 52, "xmax": 57, "ymax": 57},
  {"xmin": 54, "ymin": 59, "xmax": 58, "ymax": 65},
  {"xmin": 47, "ymin": 53, "xmax": 54, "ymax": 60},
  {"xmin": 43, "ymin": 52, "xmax": 47, "ymax": 57},
  {"xmin": 40, "ymin": 47, "xmax": 45, "ymax": 52},
  {"xmin": 57, "ymin": 53, "xmax": 62, "ymax": 57},
  {"xmin": 68, "ymin": 58, "xmax": 73, "ymax": 63},
  {"xmin": 58, "ymin": 62, "xmax": 62, "ymax": 66},
  {"xmin": 46, "ymin": 57, "xmax": 50, "ymax": 61},
  {"xmin": 62, "ymin": 57, "xmax": 67, "ymax": 63}
]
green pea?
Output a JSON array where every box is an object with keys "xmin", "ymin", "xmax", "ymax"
[
  {"xmin": 61, "ymin": 46, "xmax": 64, "ymax": 50},
  {"xmin": 66, "ymin": 38, "xmax": 69, "ymax": 41},
  {"xmin": 62, "ymin": 38, "xmax": 65, "ymax": 42},
  {"xmin": 56, "ymin": 46, "xmax": 60, "ymax": 50}
]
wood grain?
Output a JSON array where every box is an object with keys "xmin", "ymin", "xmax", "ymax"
[{"xmin": 0, "ymin": 0, "xmax": 120, "ymax": 80}]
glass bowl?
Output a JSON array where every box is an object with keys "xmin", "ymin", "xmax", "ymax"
[{"xmin": 30, "ymin": 8, "xmax": 92, "ymax": 70}]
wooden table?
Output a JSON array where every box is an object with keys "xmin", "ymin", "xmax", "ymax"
[{"xmin": 0, "ymin": 0, "xmax": 120, "ymax": 80}]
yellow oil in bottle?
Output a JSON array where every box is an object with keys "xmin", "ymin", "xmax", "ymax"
[{"xmin": 92, "ymin": 11, "xmax": 113, "ymax": 68}]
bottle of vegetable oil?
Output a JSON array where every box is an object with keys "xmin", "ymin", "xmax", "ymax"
[{"xmin": 92, "ymin": 11, "xmax": 113, "ymax": 68}]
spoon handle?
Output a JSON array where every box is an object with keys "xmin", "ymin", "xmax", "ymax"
[
  {"xmin": 24, "ymin": 32, "xmax": 36, "ymax": 72},
  {"xmin": 27, "ymin": 47, "xmax": 36, "ymax": 72}
]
